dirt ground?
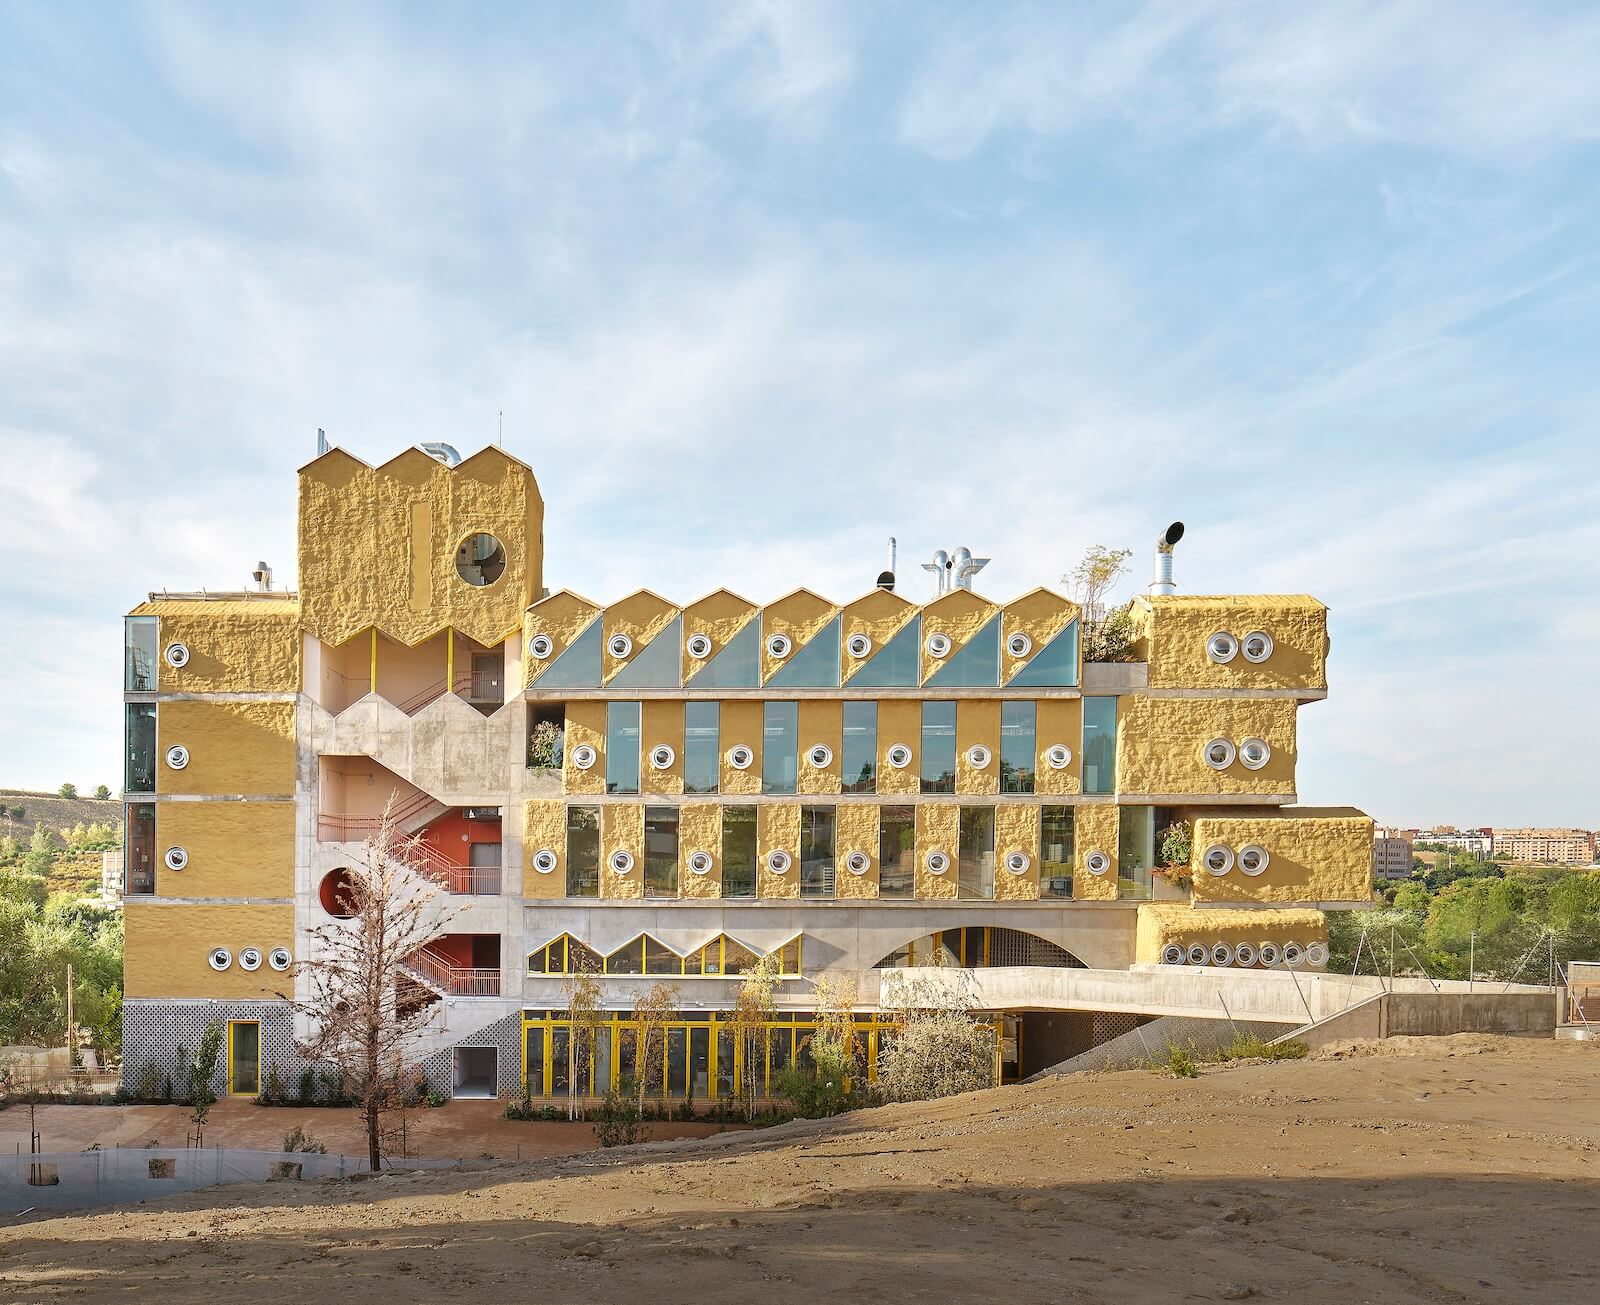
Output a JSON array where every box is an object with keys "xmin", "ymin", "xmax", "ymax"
[
  {"xmin": 0, "ymin": 1098, "xmax": 735, "ymax": 1162},
  {"xmin": 1, "ymin": 1034, "xmax": 1597, "ymax": 1304}
]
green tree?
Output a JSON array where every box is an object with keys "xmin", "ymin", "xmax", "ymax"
[
  {"xmin": 186, "ymin": 1022, "xmax": 225, "ymax": 1145},
  {"xmin": 23, "ymin": 825, "xmax": 57, "ymax": 876},
  {"xmin": 57, "ymin": 783, "xmax": 77, "ymax": 800},
  {"xmin": 92, "ymin": 785, "xmax": 111, "ymax": 801}
]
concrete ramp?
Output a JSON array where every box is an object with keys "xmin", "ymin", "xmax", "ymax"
[{"xmin": 1032, "ymin": 1014, "xmax": 1294, "ymax": 1077}]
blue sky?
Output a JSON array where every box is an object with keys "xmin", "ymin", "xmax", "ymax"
[{"xmin": 2, "ymin": 2, "xmax": 1597, "ymax": 827}]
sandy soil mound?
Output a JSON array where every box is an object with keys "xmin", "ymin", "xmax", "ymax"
[{"xmin": 2, "ymin": 1035, "xmax": 1596, "ymax": 1304}]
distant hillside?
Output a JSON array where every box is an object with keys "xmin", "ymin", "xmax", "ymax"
[{"xmin": 0, "ymin": 789, "xmax": 122, "ymax": 843}]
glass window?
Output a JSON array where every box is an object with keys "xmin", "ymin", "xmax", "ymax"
[
  {"xmin": 126, "ymin": 803, "xmax": 156, "ymax": 895},
  {"xmin": 1082, "ymin": 697, "xmax": 1117, "ymax": 795},
  {"xmin": 1040, "ymin": 806, "xmax": 1074, "ymax": 899},
  {"xmin": 841, "ymin": 701, "xmax": 877, "ymax": 794},
  {"xmin": 1000, "ymin": 701, "xmax": 1036, "ymax": 794},
  {"xmin": 531, "ymin": 617, "xmax": 602, "ymax": 688},
  {"xmin": 920, "ymin": 701, "xmax": 956, "ymax": 794},
  {"xmin": 1008, "ymin": 619, "xmax": 1080, "ymax": 688},
  {"xmin": 609, "ymin": 616, "xmax": 683, "ymax": 689},
  {"xmin": 686, "ymin": 620, "xmax": 760, "ymax": 688},
  {"xmin": 762, "ymin": 701, "xmax": 798, "ymax": 795},
  {"xmin": 848, "ymin": 616, "xmax": 920, "ymax": 687},
  {"xmin": 766, "ymin": 617, "xmax": 841, "ymax": 689},
  {"xmin": 125, "ymin": 617, "xmax": 158, "ymax": 692},
  {"xmin": 683, "ymin": 701, "xmax": 720, "ymax": 794},
  {"xmin": 722, "ymin": 805, "xmax": 757, "ymax": 898},
  {"xmin": 958, "ymin": 806, "xmax": 995, "ymax": 900},
  {"xmin": 879, "ymin": 804, "xmax": 915, "ymax": 898},
  {"xmin": 800, "ymin": 805, "xmax": 835, "ymax": 898},
  {"xmin": 605, "ymin": 938, "xmax": 644, "ymax": 975},
  {"xmin": 644, "ymin": 806, "xmax": 679, "ymax": 898},
  {"xmin": 644, "ymin": 934, "xmax": 681, "ymax": 973},
  {"xmin": 125, "ymin": 703, "xmax": 156, "ymax": 794},
  {"xmin": 228, "ymin": 1021, "xmax": 261, "ymax": 1096},
  {"xmin": 926, "ymin": 616, "xmax": 1000, "ymax": 687},
  {"xmin": 1118, "ymin": 805, "xmax": 1155, "ymax": 901},
  {"xmin": 566, "ymin": 805, "xmax": 600, "ymax": 898},
  {"xmin": 606, "ymin": 701, "xmax": 641, "ymax": 794}
]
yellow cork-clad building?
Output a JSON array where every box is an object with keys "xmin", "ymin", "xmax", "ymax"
[{"xmin": 121, "ymin": 443, "xmax": 1372, "ymax": 1101}]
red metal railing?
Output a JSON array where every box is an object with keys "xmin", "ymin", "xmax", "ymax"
[
  {"xmin": 392, "ymin": 672, "xmax": 476, "ymax": 716},
  {"xmin": 402, "ymin": 945, "xmax": 501, "ymax": 997},
  {"xmin": 317, "ymin": 789, "xmax": 444, "ymax": 842},
  {"xmin": 400, "ymin": 838, "xmax": 502, "ymax": 896}
]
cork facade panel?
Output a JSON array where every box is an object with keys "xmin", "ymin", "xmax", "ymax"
[
  {"xmin": 876, "ymin": 699, "xmax": 920, "ymax": 796},
  {"xmin": 600, "ymin": 803, "xmax": 644, "ymax": 900},
  {"xmin": 1143, "ymin": 595, "xmax": 1328, "ymax": 692},
  {"xmin": 1189, "ymin": 807, "xmax": 1374, "ymax": 905},
  {"xmin": 562, "ymin": 700, "xmax": 606, "ymax": 796},
  {"xmin": 719, "ymin": 700, "xmax": 764, "ymax": 795},
  {"xmin": 919, "ymin": 589, "xmax": 998, "ymax": 685},
  {"xmin": 524, "ymin": 592, "xmax": 599, "ymax": 687},
  {"xmin": 156, "ymin": 801, "xmax": 295, "ymax": 898},
  {"xmin": 841, "ymin": 589, "xmax": 917, "ymax": 683},
  {"xmin": 1135, "ymin": 903, "xmax": 1327, "ymax": 963},
  {"xmin": 994, "ymin": 802, "xmax": 1041, "ymax": 901},
  {"xmin": 298, "ymin": 446, "xmax": 542, "ymax": 648},
  {"xmin": 956, "ymin": 699, "xmax": 1000, "ymax": 795},
  {"xmin": 124, "ymin": 903, "xmax": 296, "ymax": 999},
  {"xmin": 682, "ymin": 590, "xmax": 757, "ymax": 682},
  {"xmin": 914, "ymin": 802, "xmax": 959, "ymax": 900},
  {"xmin": 523, "ymin": 799, "xmax": 567, "ymax": 899},
  {"xmin": 760, "ymin": 589, "xmax": 839, "ymax": 685},
  {"xmin": 1073, "ymin": 803, "xmax": 1120, "ymax": 901},
  {"xmin": 1034, "ymin": 697, "xmax": 1082, "ymax": 796},
  {"xmin": 1115, "ymin": 695, "xmax": 1298, "ymax": 797},
  {"xmin": 602, "ymin": 590, "xmax": 679, "ymax": 685},
  {"xmin": 156, "ymin": 700, "xmax": 295, "ymax": 796},
  {"xmin": 1000, "ymin": 588, "xmax": 1079, "ymax": 685},
  {"xmin": 131, "ymin": 601, "xmax": 301, "ymax": 694},
  {"xmin": 835, "ymin": 802, "xmax": 879, "ymax": 900},
  {"xmin": 678, "ymin": 802, "xmax": 722, "ymax": 900},
  {"xmin": 757, "ymin": 803, "xmax": 800, "ymax": 899},
  {"xmin": 796, "ymin": 699, "xmax": 842, "ymax": 795},
  {"xmin": 641, "ymin": 699, "xmax": 685, "ymax": 795}
]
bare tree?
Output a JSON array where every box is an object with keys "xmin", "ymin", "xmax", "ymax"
[
  {"xmin": 562, "ymin": 965, "xmax": 604, "ymax": 1122},
  {"xmin": 875, "ymin": 967, "xmax": 997, "ymax": 1103},
  {"xmin": 728, "ymin": 954, "xmax": 781, "ymax": 1120},
  {"xmin": 1065, "ymin": 544, "xmax": 1138, "ymax": 662},
  {"xmin": 630, "ymin": 981, "xmax": 680, "ymax": 1117},
  {"xmin": 289, "ymin": 804, "xmax": 452, "ymax": 1171}
]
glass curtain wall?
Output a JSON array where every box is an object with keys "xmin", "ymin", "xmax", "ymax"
[
  {"xmin": 1000, "ymin": 701, "xmax": 1036, "ymax": 793},
  {"xmin": 566, "ymin": 805, "xmax": 601, "ymax": 897},
  {"xmin": 1117, "ymin": 805, "xmax": 1155, "ymax": 900},
  {"xmin": 920, "ymin": 702, "xmax": 957, "ymax": 793},
  {"xmin": 125, "ymin": 616, "xmax": 157, "ymax": 691},
  {"xmin": 800, "ymin": 806, "xmax": 836, "ymax": 898},
  {"xmin": 125, "ymin": 703, "xmax": 156, "ymax": 793},
  {"xmin": 722, "ymin": 805, "xmax": 757, "ymax": 898},
  {"xmin": 683, "ymin": 701, "xmax": 720, "ymax": 794},
  {"xmin": 958, "ymin": 806, "xmax": 995, "ymax": 900},
  {"xmin": 1082, "ymin": 697, "xmax": 1118, "ymax": 795},
  {"xmin": 644, "ymin": 806, "xmax": 679, "ymax": 897},
  {"xmin": 125, "ymin": 803, "xmax": 156, "ymax": 895},
  {"xmin": 1040, "ymin": 806, "xmax": 1074, "ymax": 899},
  {"xmin": 762, "ymin": 701, "xmax": 798, "ymax": 795},
  {"xmin": 606, "ymin": 702, "xmax": 641, "ymax": 794},
  {"xmin": 841, "ymin": 701, "xmax": 877, "ymax": 793},
  {"xmin": 879, "ymin": 805, "xmax": 915, "ymax": 898}
]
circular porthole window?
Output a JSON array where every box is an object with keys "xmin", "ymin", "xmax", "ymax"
[
  {"xmin": 1006, "ymin": 631, "xmax": 1033, "ymax": 658},
  {"xmin": 1206, "ymin": 631, "xmax": 1239, "ymax": 664},
  {"xmin": 165, "ymin": 744, "xmax": 189, "ymax": 771},
  {"xmin": 529, "ymin": 633, "xmax": 554, "ymax": 660},
  {"xmin": 268, "ymin": 946, "xmax": 293, "ymax": 972},
  {"xmin": 609, "ymin": 849, "xmax": 635, "ymax": 876},
  {"xmin": 1282, "ymin": 941, "xmax": 1306, "ymax": 968},
  {"xmin": 845, "ymin": 850, "xmax": 870, "ymax": 876},
  {"xmin": 1234, "ymin": 942, "xmax": 1257, "ymax": 967},
  {"xmin": 207, "ymin": 947, "xmax": 232, "ymax": 972},
  {"xmin": 926, "ymin": 632, "xmax": 952, "ymax": 659},
  {"xmin": 1305, "ymin": 941, "xmax": 1329, "ymax": 967},
  {"xmin": 1257, "ymin": 941, "xmax": 1281, "ymax": 967},
  {"xmin": 1239, "ymin": 738, "xmax": 1271, "ymax": 771},
  {"xmin": 686, "ymin": 632, "xmax": 712, "ymax": 660},
  {"xmin": 925, "ymin": 850, "xmax": 950, "ymax": 875},
  {"xmin": 456, "ymin": 533, "xmax": 506, "ymax": 587},
  {"xmin": 966, "ymin": 744, "xmax": 992, "ymax": 770},
  {"xmin": 532, "ymin": 848, "xmax": 558, "ymax": 875},
  {"xmin": 1210, "ymin": 942, "xmax": 1234, "ymax": 968},
  {"xmin": 239, "ymin": 947, "xmax": 263, "ymax": 972},
  {"xmin": 886, "ymin": 743, "xmax": 913, "ymax": 769},
  {"xmin": 688, "ymin": 849, "xmax": 714, "ymax": 875},
  {"xmin": 727, "ymin": 744, "xmax": 754, "ymax": 770},
  {"xmin": 1186, "ymin": 942, "xmax": 1209, "ymax": 966},
  {"xmin": 1004, "ymin": 850, "xmax": 1031, "ymax": 876},
  {"xmin": 319, "ymin": 869, "xmax": 359, "ymax": 918},
  {"xmin": 766, "ymin": 849, "xmax": 792, "ymax": 875},
  {"xmin": 164, "ymin": 642, "xmax": 190, "ymax": 669},
  {"xmin": 766, "ymin": 632, "xmax": 792, "ymax": 660},
  {"xmin": 570, "ymin": 744, "xmax": 597, "ymax": 771},
  {"xmin": 846, "ymin": 632, "xmax": 872, "ymax": 659},
  {"xmin": 807, "ymin": 743, "xmax": 833, "ymax": 769},
  {"xmin": 1045, "ymin": 744, "xmax": 1072, "ymax": 770},
  {"xmin": 1084, "ymin": 849, "xmax": 1111, "ymax": 876},
  {"xmin": 1161, "ymin": 943, "xmax": 1186, "ymax": 965},
  {"xmin": 1237, "ymin": 844, "xmax": 1270, "ymax": 876},
  {"xmin": 607, "ymin": 632, "xmax": 633, "ymax": 660},
  {"xmin": 1202, "ymin": 738, "xmax": 1237, "ymax": 770},
  {"xmin": 163, "ymin": 846, "xmax": 188, "ymax": 872},
  {"xmin": 1241, "ymin": 630, "xmax": 1274, "ymax": 664},
  {"xmin": 1203, "ymin": 844, "xmax": 1235, "ymax": 876},
  {"xmin": 649, "ymin": 744, "xmax": 676, "ymax": 771}
]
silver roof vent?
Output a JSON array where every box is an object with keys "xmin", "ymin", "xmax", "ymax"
[
  {"xmin": 922, "ymin": 546, "xmax": 989, "ymax": 594},
  {"xmin": 1149, "ymin": 521, "xmax": 1185, "ymax": 595},
  {"xmin": 252, "ymin": 562, "xmax": 274, "ymax": 592},
  {"xmin": 419, "ymin": 442, "xmax": 463, "ymax": 467}
]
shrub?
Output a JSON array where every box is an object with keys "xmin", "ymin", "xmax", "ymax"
[
  {"xmin": 298, "ymin": 1066, "xmax": 317, "ymax": 1105},
  {"xmin": 527, "ymin": 719, "xmax": 563, "ymax": 768},
  {"xmin": 592, "ymin": 1086, "xmax": 644, "ymax": 1147},
  {"xmin": 875, "ymin": 970, "xmax": 997, "ymax": 1104},
  {"xmin": 134, "ymin": 1062, "xmax": 162, "ymax": 1102},
  {"xmin": 281, "ymin": 1125, "xmax": 327, "ymax": 1154},
  {"xmin": 1164, "ymin": 1044, "xmax": 1198, "ymax": 1078},
  {"xmin": 1218, "ymin": 1034, "xmax": 1307, "ymax": 1063}
]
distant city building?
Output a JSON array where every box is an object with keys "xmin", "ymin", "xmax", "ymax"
[
  {"xmin": 1416, "ymin": 828, "xmax": 1494, "ymax": 857},
  {"xmin": 1372, "ymin": 827, "xmax": 1414, "ymax": 880},
  {"xmin": 1491, "ymin": 828, "xmax": 1596, "ymax": 865}
]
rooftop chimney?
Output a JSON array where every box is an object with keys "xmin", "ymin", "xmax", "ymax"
[
  {"xmin": 252, "ymin": 561, "xmax": 274, "ymax": 592},
  {"xmin": 876, "ymin": 537, "xmax": 897, "ymax": 592},
  {"xmin": 922, "ymin": 546, "xmax": 990, "ymax": 594},
  {"xmin": 1149, "ymin": 522, "xmax": 1185, "ymax": 595}
]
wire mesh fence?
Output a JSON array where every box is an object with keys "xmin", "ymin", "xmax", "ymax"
[{"xmin": 1, "ymin": 1147, "xmax": 461, "ymax": 1217}]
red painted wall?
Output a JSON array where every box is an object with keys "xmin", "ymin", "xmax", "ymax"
[{"xmin": 417, "ymin": 810, "xmax": 501, "ymax": 864}]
